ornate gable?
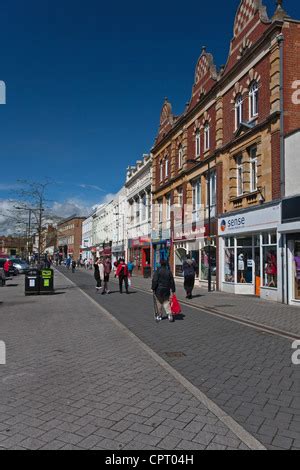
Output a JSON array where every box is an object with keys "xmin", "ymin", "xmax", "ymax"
[
  {"xmin": 233, "ymin": 0, "xmax": 269, "ymax": 39},
  {"xmin": 194, "ymin": 48, "xmax": 217, "ymax": 86},
  {"xmin": 160, "ymin": 98, "xmax": 173, "ymax": 126}
]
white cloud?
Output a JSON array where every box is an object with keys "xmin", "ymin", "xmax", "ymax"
[
  {"xmin": 0, "ymin": 192, "xmax": 118, "ymax": 234},
  {"xmin": 78, "ymin": 184, "xmax": 105, "ymax": 192}
]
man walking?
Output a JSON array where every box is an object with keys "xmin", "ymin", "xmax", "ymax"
[
  {"xmin": 152, "ymin": 259, "xmax": 176, "ymax": 322},
  {"xmin": 116, "ymin": 259, "xmax": 129, "ymax": 294}
]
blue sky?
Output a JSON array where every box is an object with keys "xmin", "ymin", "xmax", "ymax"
[{"xmin": 0, "ymin": 0, "xmax": 299, "ymax": 218}]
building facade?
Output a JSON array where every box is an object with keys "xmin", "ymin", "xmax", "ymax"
[
  {"xmin": 151, "ymin": 0, "xmax": 300, "ymax": 301},
  {"xmin": 57, "ymin": 216, "xmax": 86, "ymax": 261},
  {"xmin": 126, "ymin": 154, "xmax": 152, "ymax": 276},
  {"xmin": 112, "ymin": 188, "xmax": 127, "ymax": 264},
  {"xmin": 81, "ymin": 213, "xmax": 94, "ymax": 262}
]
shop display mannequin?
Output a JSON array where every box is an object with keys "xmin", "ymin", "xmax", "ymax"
[
  {"xmin": 265, "ymin": 250, "xmax": 277, "ymax": 288},
  {"xmin": 238, "ymin": 253, "xmax": 246, "ymax": 283}
]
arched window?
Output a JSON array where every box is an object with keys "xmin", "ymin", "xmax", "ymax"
[
  {"xmin": 178, "ymin": 145, "xmax": 183, "ymax": 169},
  {"xmin": 204, "ymin": 123, "xmax": 210, "ymax": 151},
  {"xmin": 195, "ymin": 130, "xmax": 201, "ymax": 157},
  {"xmin": 235, "ymin": 94, "xmax": 243, "ymax": 129},
  {"xmin": 249, "ymin": 81, "xmax": 259, "ymax": 119}
]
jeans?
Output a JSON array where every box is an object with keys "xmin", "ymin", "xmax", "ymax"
[{"xmin": 119, "ymin": 276, "xmax": 129, "ymax": 293}]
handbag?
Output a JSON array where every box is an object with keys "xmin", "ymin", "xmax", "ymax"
[{"xmin": 170, "ymin": 294, "xmax": 182, "ymax": 315}]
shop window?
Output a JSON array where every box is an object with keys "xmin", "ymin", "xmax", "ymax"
[
  {"xmin": 175, "ymin": 247, "xmax": 186, "ymax": 277},
  {"xmin": 293, "ymin": 241, "xmax": 300, "ymax": 301},
  {"xmin": 262, "ymin": 233, "xmax": 277, "ymax": 288},
  {"xmin": 200, "ymin": 244, "xmax": 216, "ymax": 282},
  {"xmin": 224, "ymin": 248, "xmax": 235, "ymax": 283},
  {"xmin": 237, "ymin": 246, "xmax": 253, "ymax": 284},
  {"xmin": 225, "ymin": 237, "xmax": 234, "ymax": 248}
]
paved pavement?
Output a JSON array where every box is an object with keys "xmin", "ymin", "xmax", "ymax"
[
  {"xmin": 0, "ymin": 272, "xmax": 253, "ymax": 451},
  {"xmin": 0, "ymin": 269, "xmax": 299, "ymax": 450},
  {"xmin": 58, "ymin": 267, "xmax": 300, "ymax": 450},
  {"xmin": 121, "ymin": 273, "xmax": 300, "ymax": 337}
]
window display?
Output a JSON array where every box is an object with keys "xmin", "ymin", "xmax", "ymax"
[
  {"xmin": 294, "ymin": 241, "xmax": 300, "ymax": 301},
  {"xmin": 237, "ymin": 247, "xmax": 253, "ymax": 284},
  {"xmin": 224, "ymin": 248, "xmax": 235, "ymax": 283},
  {"xmin": 200, "ymin": 246, "xmax": 216, "ymax": 281},
  {"xmin": 262, "ymin": 233, "xmax": 277, "ymax": 288}
]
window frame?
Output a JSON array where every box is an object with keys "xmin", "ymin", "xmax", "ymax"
[
  {"xmin": 195, "ymin": 129, "xmax": 201, "ymax": 158},
  {"xmin": 204, "ymin": 123, "xmax": 210, "ymax": 152},
  {"xmin": 178, "ymin": 145, "xmax": 183, "ymax": 169},
  {"xmin": 235, "ymin": 94, "xmax": 243, "ymax": 130},
  {"xmin": 249, "ymin": 146, "xmax": 258, "ymax": 193},
  {"xmin": 249, "ymin": 81, "xmax": 259, "ymax": 120},
  {"xmin": 236, "ymin": 156, "xmax": 244, "ymax": 197},
  {"xmin": 192, "ymin": 179, "xmax": 201, "ymax": 222}
]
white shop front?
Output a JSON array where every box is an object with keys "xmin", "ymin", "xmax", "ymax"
[{"xmin": 218, "ymin": 204, "xmax": 281, "ymax": 301}]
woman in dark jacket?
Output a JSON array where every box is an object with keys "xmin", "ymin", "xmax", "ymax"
[
  {"xmin": 94, "ymin": 258, "xmax": 102, "ymax": 291},
  {"xmin": 152, "ymin": 260, "xmax": 176, "ymax": 322},
  {"xmin": 182, "ymin": 255, "xmax": 198, "ymax": 299}
]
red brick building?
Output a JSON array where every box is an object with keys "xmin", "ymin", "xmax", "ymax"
[
  {"xmin": 57, "ymin": 216, "xmax": 86, "ymax": 261},
  {"xmin": 151, "ymin": 1, "xmax": 300, "ymax": 302}
]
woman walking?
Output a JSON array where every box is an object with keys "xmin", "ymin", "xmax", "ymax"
[{"xmin": 183, "ymin": 255, "xmax": 198, "ymax": 299}]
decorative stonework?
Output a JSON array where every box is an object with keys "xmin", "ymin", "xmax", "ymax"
[
  {"xmin": 160, "ymin": 98, "xmax": 173, "ymax": 125},
  {"xmin": 246, "ymin": 68, "xmax": 261, "ymax": 86},
  {"xmin": 231, "ymin": 82, "xmax": 248, "ymax": 104},
  {"xmin": 194, "ymin": 49, "xmax": 217, "ymax": 85},
  {"xmin": 233, "ymin": 0, "xmax": 269, "ymax": 39},
  {"xmin": 237, "ymin": 37, "xmax": 253, "ymax": 60},
  {"xmin": 202, "ymin": 111, "xmax": 212, "ymax": 127},
  {"xmin": 193, "ymin": 119, "xmax": 201, "ymax": 134}
]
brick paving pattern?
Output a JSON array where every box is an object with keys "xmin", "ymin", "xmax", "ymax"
[
  {"xmin": 0, "ymin": 272, "xmax": 252, "ymax": 451},
  {"xmin": 58, "ymin": 267, "xmax": 300, "ymax": 450}
]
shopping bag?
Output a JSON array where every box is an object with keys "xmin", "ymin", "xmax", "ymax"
[
  {"xmin": 128, "ymin": 278, "xmax": 132, "ymax": 288},
  {"xmin": 170, "ymin": 294, "xmax": 182, "ymax": 315}
]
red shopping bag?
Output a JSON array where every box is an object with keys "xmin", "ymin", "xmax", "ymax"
[{"xmin": 170, "ymin": 294, "xmax": 182, "ymax": 315}]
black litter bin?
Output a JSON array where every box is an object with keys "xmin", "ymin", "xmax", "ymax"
[
  {"xmin": 143, "ymin": 266, "xmax": 152, "ymax": 279},
  {"xmin": 25, "ymin": 269, "xmax": 40, "ymax": 295},
  {"xmin": 39, "ymin": 269, "xmax": 54, "ymax": 294}
]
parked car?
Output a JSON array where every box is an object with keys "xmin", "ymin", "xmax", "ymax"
[
  {"xmin": 0, "ymin": 258, "xmax": 17, "ymax": 277},
  {"xmin": 10, "ymin": 258, "xmax": 30, "ymax": 274}
]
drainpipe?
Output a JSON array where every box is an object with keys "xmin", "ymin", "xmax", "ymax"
[
  {"xmin": 277, "ymin": 33, "xmax": 285, "ymax": 198},
  {"xmin": 276, "ymin": 32, "xmax": 285, "ymax": 303}
]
